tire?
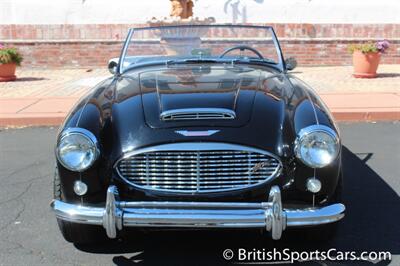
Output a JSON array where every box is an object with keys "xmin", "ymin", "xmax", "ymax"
[
  {"xmin": 56, "ymin": 219, "xmax": 108, "ymax": 245},
  {"xmin": 53, "ymin": 168, "xmax": 108, "ymax": 244}
]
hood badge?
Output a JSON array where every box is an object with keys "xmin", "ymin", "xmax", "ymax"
[
  {"xmin": 247, "ymin": 161, "xmax": 268, "ymax": 175},
  {"xmin": 175, "ymin": 130, "xmax": 220, "ymax": 137}
]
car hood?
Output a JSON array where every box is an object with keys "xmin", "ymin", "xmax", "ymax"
[
  {"xmin": 139, "ymin": 66, "xmax": 261, "ymax": 128},
  {"xmin": 109, "ymin": 64, "xmax": 296, "ymax": 156}
]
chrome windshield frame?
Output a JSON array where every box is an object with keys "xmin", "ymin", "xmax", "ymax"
[
  {"xmin": 117, "ymin": 28, "xmax": 134, "ymax": 75},
  {"xmin": 117, "ymin": 24, "xmax": 285, "ymax": 74}
]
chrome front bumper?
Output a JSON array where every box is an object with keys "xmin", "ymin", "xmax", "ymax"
[{"xmin": 50, "ymin": 185, "xmax": 345, "ymax": 240}]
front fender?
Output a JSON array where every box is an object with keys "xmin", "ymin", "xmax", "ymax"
[{"xmin": 56, "ymin": 77, "xmax": 115, "ymax": 204}]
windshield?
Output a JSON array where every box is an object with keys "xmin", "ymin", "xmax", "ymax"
[{"xmin": 119, "ymin": 25, "xmax": 284, "ymax": 73}]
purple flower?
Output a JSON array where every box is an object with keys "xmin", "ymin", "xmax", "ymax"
[
  {"xmin": 376, "ymin": 40, "xmax": 390, "ymax": 53},
  {"xmin": 0, "ymin": 43, "xmax": 4, "ymax": 49}
]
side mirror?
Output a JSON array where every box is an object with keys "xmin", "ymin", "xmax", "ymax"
[
  {"xmin": 108, "ymin": 60, "xmax": 118, "ymax": 75},
  {"xmin": 285, "ymin": 57, "xmax": 297, "ymax": 71}
]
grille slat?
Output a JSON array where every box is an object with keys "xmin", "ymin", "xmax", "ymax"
[
  {"xmin": 121, "ymin": 158, "xmax": 275, "ymax": 164},
  {"xmin": 130, "ymin": 180, "xmax": 261, "ymax": 185},
  {"xmin": 120, "ymin": 168, "xmax": 276, "ymax": 174},
  {"xmin": 122, "ymin": 170, "xmax": 276, "ymax": 177},
  {"xmin": 116, "ymin": 146, "xmax": 281, "ymax": 193},
  {"xmin": 125, "ymin": 175, "xmax": 269, "ymax": 180},
  {"xmin": 127, "ymin": 177, "xmax": 267, "ymax": 182}
]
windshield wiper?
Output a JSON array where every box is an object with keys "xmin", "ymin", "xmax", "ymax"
[
  {"xmin": 227, "ymin": 57, "xmax": 277, "ymax": 66},
  {"xmin": 166, "ymin": 58, "xmax": 218, "ymax": 66},
  {"xmin": 184, "ymin": 59, "xmax": 218, "ymax": 63},
  {"xmin": 165, "ymin": 58, "xmax": 276, "ymax": 67},
  {"xmin": 246, "ymin": 58, "xmax": 276, "ymax": 64}
]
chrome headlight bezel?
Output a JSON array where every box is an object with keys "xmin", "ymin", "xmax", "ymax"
[
  {"xmin": 56, "ymin": 128, "xmax": 100, "ymax": 172},
  {"xmin": 294, "ymin": 125, "xmax": 340, "ymax": 168}
]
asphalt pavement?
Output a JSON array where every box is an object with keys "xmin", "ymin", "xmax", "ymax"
[{"xmin": 0, "ymin": 122, "xmax": 399, "ymax": 266}]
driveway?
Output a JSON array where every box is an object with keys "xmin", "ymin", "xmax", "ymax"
[{"xmin": 0, "ymin": 122, "xmax": 399, "ymax": 265}]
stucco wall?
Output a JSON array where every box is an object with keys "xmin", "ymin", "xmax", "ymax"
[{"xmin": 1, "ymin": 0, "xmax": 400, "ymax": 24}]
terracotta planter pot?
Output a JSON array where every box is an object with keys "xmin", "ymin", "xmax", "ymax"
[
  {"xmin": 0, "ymin": 63, "xmax": 17, "ymax": 82},
  {"xmin": 352, "ymin": 51, "xmax": 381, "ymax": 78}
]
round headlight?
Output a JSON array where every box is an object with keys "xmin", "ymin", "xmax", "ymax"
[
  {"xmin": 294, "ymin": 125, "xmax": 339, "ymax": 168},
  {"xmin": 56, "ymin": 128, "xmax": 99, "ymax": 172}
]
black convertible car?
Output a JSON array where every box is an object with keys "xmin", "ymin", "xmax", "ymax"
[{"xmin": 51, "ymin": 25, "xmax": 345, "ymax": 244}]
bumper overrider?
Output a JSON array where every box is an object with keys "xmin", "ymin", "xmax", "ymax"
[{"xmin": 50, "ymin": 185, "xmax": 345, "ymax": 240}]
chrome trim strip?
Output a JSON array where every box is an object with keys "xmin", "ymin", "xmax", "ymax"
[
  {"xmin": 113, "ymin": 142, "xmax": 283, "ymax": 194},
  {"xmin": 297, "ymin": 125, "xmax": 339, "ymax": 141},
  {"xmin": 175, "ymin": 130, "xmax": 220, "ymax": 137},
  {"xmin": 116, "ymin": 142, "xmax": 281, "ymax": 161},
  {"xmin": 51, "ymin": 185, "xmax": 346, "ymax": 240},
  {"xmin": 160, "ymin": 108, "xmax": 236, "ymax": 121}
]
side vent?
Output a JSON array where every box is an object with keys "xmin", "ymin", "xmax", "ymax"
[{"xmin": 160, "ymin": 108, "xmax": 236, "ymax": 121}]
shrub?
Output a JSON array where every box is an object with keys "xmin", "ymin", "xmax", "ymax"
[{"xmin": 0, "ymin": 45, "xmax": 23, "ymax": 65}]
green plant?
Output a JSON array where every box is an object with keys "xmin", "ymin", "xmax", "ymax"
[
  {"xmin": 348, "ymin": 40, "xmax": 390, "ymax": 54},
  {"xmin": 0, "ymin": 45, "xmax": 23, "ymax": 65},
  {"xmin": 347, "ymin": 42, "xmax": 377, "ymax": 54}
]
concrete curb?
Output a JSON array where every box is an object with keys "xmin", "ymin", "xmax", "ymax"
[
  {"xmin": 0, "ymin": 114, "xmax": 65, "ymax": 127},
  {"xmin": 332, "ymin": 110, "xmax": 400, "ymax": 122},
  {"xmin": 0, "ymin": 93, "xmax": 399, "ymax": 127},
  {"xmin": 0, "ymin": 111, "xmax": 399, "ymax": 127}
]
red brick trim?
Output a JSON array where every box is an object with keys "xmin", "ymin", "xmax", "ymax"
[
  {"xmin": 3, "ymin": 39, "xmax": 398, "ymax": 67},
  {"xmin": 1, "ymin": 23, "xmax": 399, "ymax": 67}
]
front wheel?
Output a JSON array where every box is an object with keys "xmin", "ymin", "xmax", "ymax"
[
  {"xmin": 53, "ymin": 167, "xmax": 108, "ymax": 244},
  {"xmin": 56, "ymin": 219, "xmax": 108, "ymax": 245}
]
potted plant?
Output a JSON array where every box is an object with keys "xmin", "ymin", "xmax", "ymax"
[
  {"xmin": 0, "ymin": 44, "xmax": 23, "ymax": 82},
  {"xmin": 348, "ymin": 40, "xmax": 390, "ymax": 78}
]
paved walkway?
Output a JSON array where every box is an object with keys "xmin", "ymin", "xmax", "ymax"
[
  {"xmin": 295, "ymin": 65, "xmax": 400, "ymax": 93},
  {"xmin": 0, "ymin": 65, "xmax": 399, "ymax": 126},
  {"xmin": 0, "ymin": 68, "xmax": 109, "ymax": 98}
]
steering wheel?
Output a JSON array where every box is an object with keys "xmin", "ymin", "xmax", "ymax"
[{"xmin": 219, "ymin": 45, "xmax": 264, "ymax": 59}]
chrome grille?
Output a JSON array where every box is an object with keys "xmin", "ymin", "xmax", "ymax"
[
  {"xmin": 160, "ymin": 108, "xmax": 236, "ymax": 121},
  {"xmin": 115, "ymin": 143, "xmax": 281, "ymax": 193}
]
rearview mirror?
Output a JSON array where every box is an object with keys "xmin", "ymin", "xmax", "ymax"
[
  {"xmin": 108, "ymin": 60, "xmax": 118, "ymax": 75},
  {"xmin": 285, "ymin": 57, "xmax": 297, "ymax": 71}
]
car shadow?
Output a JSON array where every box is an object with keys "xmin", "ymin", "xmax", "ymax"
[
  {"xmin": 14, "ymin": 77, "xmax": 48, "ymax": 82},
  {"xmin": 75, "ymin": 146, "xmax": 399, "ymax": 265},
  {"xmin": 377, "ymin": 73, "xmax": 400, "ymax": 78},
  {"xmin": 287, "ymin": 71, "xmax": 303, "ymax": 75}
]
